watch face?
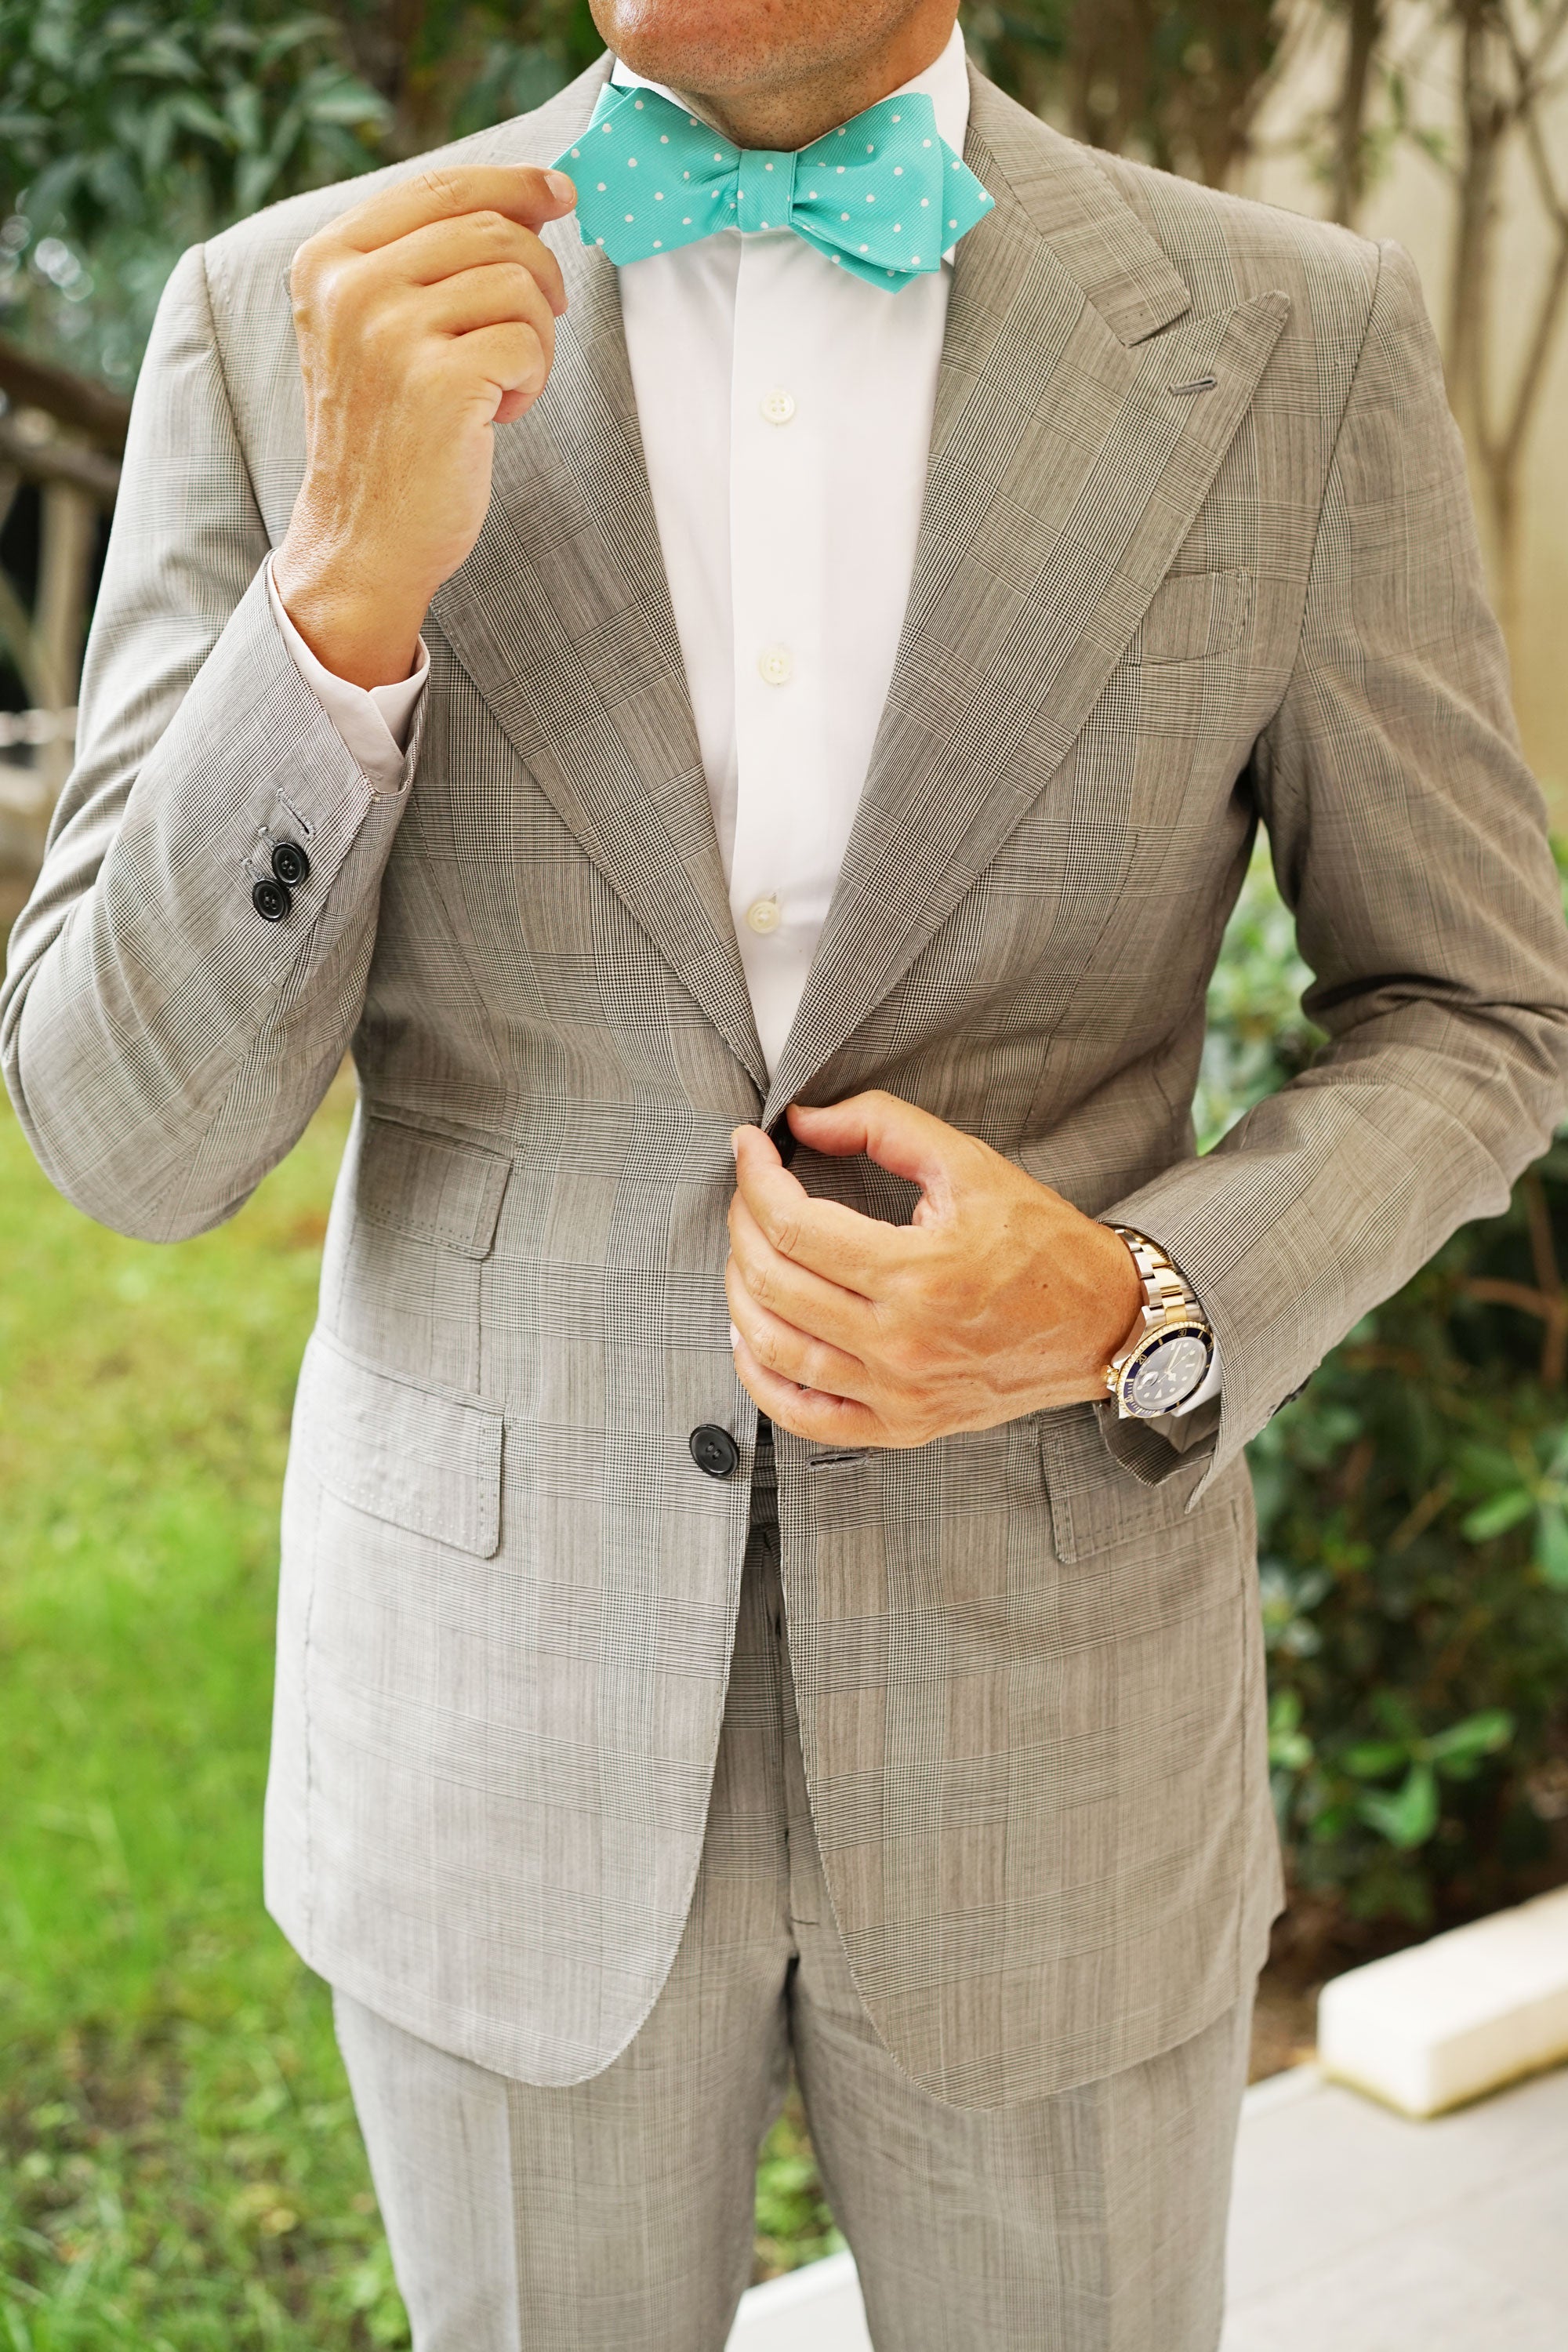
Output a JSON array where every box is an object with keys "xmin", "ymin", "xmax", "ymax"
[{"xmin": 1126, "ymin": 1329, "xmax": 1211, "ymax": 1415}]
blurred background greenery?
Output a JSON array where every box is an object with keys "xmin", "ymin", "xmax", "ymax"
[{"xmin": 3, "ymin": 2, "xmax": 1568, "ymax": 2345}]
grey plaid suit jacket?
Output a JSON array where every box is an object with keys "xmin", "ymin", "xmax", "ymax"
[{"xmin": 7, "ymin": 55, "xmax": 1568, "ymax": 2107}]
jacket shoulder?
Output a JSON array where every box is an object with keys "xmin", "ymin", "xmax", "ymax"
[
  {"xmin": 1096, "ymin": 146, "xmax": 1383, "ymax": 314},
  {"xmin": 968, "ymin": 71, "xmax": 1384, "ymax": 334}
]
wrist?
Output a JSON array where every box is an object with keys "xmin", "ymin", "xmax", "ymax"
[
  {"xmin": 1084, "ymin": 1218, "xmax": 1145, "ymax": 1376},
  {"xmin": 273, "ymin": 523, "xmax": 430, "ymax": 691}
]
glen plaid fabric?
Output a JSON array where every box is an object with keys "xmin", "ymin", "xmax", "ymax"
[
  {"xmin": 6, "ymin": 55, "xmax": 1568, "ymax": 2106},
  {"xmin": 557, "ymin": 82, "xmax": 993, "ymax": 285}
]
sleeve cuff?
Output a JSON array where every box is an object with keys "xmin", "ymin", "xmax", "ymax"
[{"xmin": 264, "ymin": 556, "xmax": 428, "ymax": 795}]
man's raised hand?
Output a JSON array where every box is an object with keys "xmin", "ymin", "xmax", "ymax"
[
  {"xmin": 273, "ymin": 165, "xmax": 577, "ymax": 690},
  {"xmin": 725, "ymin": 1092, "xmax": 1145, "ymax": 1449}
]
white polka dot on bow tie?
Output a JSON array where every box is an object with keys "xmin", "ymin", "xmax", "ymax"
[
  {"xmin": 840, "ymin": 211, "xmax": 850, "ymax": 220},
  {"xmin": 949, "ymin": 216, "xmax": 957, "ymax": 227},
  {"xmin": 627, "ymin": 157, "xmax": 637, "ymax": 166},
  {"xmin": 660, "ymin": 133, "xmax": 669, "ymax": 143},
  {"xmin": 633, "ymin": 97, "xmax": 643, "ymax": 107},
  {"xmin": 624, "ymin": 212, "xmax": 633, "ymax": 222},
  {"xmin": 923, "ymin": 138, "xmax": 931, "ymax": 147},
  {"xmin": 597, "ymin": 181, "xmax": 606, "ymax": 191},
  {"xmin": 920, "ymin": 197, "xmax": 929, "ymax": 206},
  {"xmin": 894, "ymin": 166, "xmax": 903, "ymax": 176}
]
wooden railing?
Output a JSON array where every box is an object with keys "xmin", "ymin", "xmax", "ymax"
[{"xmin": 0, "ymin": 333, "xmax": 127, "ymax": 876}]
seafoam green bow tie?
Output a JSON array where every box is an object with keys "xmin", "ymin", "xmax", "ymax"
[{"xmin": 553, "ymin": 82, "xmax": 993, "ymax": 290}]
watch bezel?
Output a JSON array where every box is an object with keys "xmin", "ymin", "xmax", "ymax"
[{"xmin": 1112, "ymin": 1318, "xmax": 1214, "ymax": 1419}]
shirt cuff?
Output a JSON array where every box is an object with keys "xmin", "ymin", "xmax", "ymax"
[
  {"xmin": 1169, "ymin": 1341, "xmax": 1222, "ymax": 1417},
  {"xmin": 264, "ymin": 555, "xmax": 429, "ymax": 795}
]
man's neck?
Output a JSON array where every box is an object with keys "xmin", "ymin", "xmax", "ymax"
[{"xmin": 666, "ymin": 4, "xmax": 959, "ymax": 152}]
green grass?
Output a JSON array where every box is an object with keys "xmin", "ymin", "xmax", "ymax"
[{"xmin": 0, "ymin": 1076, "xmax": 837, "ymax": 2349}]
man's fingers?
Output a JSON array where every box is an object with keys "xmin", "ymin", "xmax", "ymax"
[
  {"xmin": 724, "ymin": 1258, "xmax": 872, "ymax": 1401},
  {"xmin": 328, "ymin": 164, "xmax": 577, "ymax": 259},
  {"xmin": 420, "ymin": 263, "xmax": 558, "ymax": 350},
  {"xmin": 447, "ymin": 321, "xmax": 551, "ymax": 410},
  {"xmin": 728, "ymin": 1193, "xmax": 871, "ymax": 1352},
  {"xmin": 730, "ymin": 1335, "xmax": 884, "ymax": 1449},
  {"xmin": 787, "ymin": 1091, "xmax": 977, "ymax": 1210},
  {"xmin": 375, "ymin": 212, "xmax": 568, "ymax": 314},
  {"xmin": 731, "ymin": 1125, "xmax": 901, "ymax": 1289}
]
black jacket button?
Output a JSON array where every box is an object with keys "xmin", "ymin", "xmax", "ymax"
[
  {"xmin": 270, "ymin": 839, "xmax": 311, "ymax": 887},
  {"xmin": 252, "ymin": 877, "xmax": 292, "ymax": 923},
  {"xmin": 689, "ymin": 1425, "xmax": 739, "ymax": 1479}
]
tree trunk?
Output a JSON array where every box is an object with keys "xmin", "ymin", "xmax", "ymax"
[{"xmin": 1330, "ymin": 0, "xmax": 1382, "ymax": 225}]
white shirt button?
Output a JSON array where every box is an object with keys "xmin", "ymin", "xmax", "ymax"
[
  {"xmin": 760, "ymin": 388, "xmax": 796, "ymax": 425},
  {"xmin": 757, "ymin": 644, "xmax": 793, "ymax": 686},
  {"xmin": 746, "ymin": 895, "xmax": 782, "ymax": 935}
]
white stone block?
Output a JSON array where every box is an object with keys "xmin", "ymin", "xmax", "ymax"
[
  {"xmin": 727, "ymin": 2252, "xmax": 870, "ymax": 2351},
  {"xmin": 1318, "ymin": 1883, "xmax": 1568, "ymax": 2118}
]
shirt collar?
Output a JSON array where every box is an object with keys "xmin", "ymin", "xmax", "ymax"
[{"xmin": 608, "ymin": 20, "xmax": 970, "ymax": 163}]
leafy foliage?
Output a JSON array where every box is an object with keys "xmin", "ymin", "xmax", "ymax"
[
  {"xmin": 1210, "ymin": 844, "xmax": 1568, "ymax": 1926},
  {"xmin": 0, "ymin": 0, "xmax": 392, "ymax": 379}
]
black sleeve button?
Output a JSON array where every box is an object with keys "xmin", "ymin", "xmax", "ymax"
[
  {"xmin": 689, "ymin": 1425, "xmax": 739, "ymax": 1479},
  {"xmin": 270, "ymin": 839, "xmax": 311, "ymax": 887},
  {"xmin": 252, "ymin": 877, "xmax": 292, "ymax": 923}
]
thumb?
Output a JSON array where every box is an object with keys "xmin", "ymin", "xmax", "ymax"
[{"xmin": 786, "ymin": 1091, "xmax": 967, "ymax": 1210}]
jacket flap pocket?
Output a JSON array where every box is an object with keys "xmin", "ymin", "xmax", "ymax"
[
  {"xmin": 1038, "ymin": 1402, "xmax": 1210, "ymax": 1560},
  {"xmin": 295, "ymin": 1330, "xmax": 503, "ymax": 1557},
  {"xmin": 358, "ymin": 1115, "xmax": 510, "ymax": 1258},
  {"xmin": 1118, "ymin": 568, "xmax": 1250, "ymax": 666}
]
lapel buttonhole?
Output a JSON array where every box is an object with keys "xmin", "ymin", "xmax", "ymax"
[{"xmin": 1168, "ymin": 375, "xmax": 1219, "ymax": 395}]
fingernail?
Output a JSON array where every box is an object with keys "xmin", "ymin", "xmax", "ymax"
[
  {"xmin": 546, "ymin": 169, "xmax": 576, "ymax": 204},
  {"xmin": 729, "ymin": 1320, "xmax": 742, "ymax": 1352}
]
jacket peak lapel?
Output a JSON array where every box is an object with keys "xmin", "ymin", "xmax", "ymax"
[
  {"xmin": 430, "ymin": 60, "xmax": 768, "ymax": 1097},
  {"xmin": 764, "ymin": 83, "xmax": 1288, "ymax": 1123}
]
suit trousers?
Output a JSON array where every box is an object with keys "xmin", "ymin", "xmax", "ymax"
[{"xmin": 334, "ymin": 1448, "xmax": 1255, "ymax": 2352}]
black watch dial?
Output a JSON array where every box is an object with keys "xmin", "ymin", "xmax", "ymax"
[{"xmin": 1125, "ymin": 1329, "xmax": 1211, "ymax": 1415}]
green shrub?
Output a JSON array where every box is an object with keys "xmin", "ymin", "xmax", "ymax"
[{"xmin": 1211, "ymin": 843, "xmax": 1568, "ymax": 1926}]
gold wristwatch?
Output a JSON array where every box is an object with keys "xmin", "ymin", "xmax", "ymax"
[{"xmin": 1102, "ymin": 1225, "xmax": 1214, "ymax": 1420}]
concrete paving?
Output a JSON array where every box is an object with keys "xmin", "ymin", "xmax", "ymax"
[{"xmin": 728, "ymin": 2060, "xmax": 1568, "ymax": 2350}]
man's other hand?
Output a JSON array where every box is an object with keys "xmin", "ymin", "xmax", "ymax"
[
  {"xmin": 725, "ymin": 1092, "xmax": 1144, "ymax": 1449},
  {"xmin": 273, "ymin": 164, "xmax": 577, "ymax": 689}
]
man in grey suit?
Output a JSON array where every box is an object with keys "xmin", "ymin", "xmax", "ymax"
[{"xmin": 6, "ymin": 0, "xmax": 1568, "ymax": 2339}]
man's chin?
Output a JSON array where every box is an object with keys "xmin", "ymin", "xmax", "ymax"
[{"xmin": 589, "ymin": 0, "xmax": 880, "ymax": 98}]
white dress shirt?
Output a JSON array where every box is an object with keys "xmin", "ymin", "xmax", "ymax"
[{"xmin": 267, "ymin": 24, "xmax": 1221, "ymax": 1414}]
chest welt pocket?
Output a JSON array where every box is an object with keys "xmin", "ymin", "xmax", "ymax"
[
  {"xmin": 1116, "ymin": 568, "xmax": 1251, "ymax": 667},
  {"xmin": 293, "ymin": 1327, "xmax": 504, "ymax": 1559},
  {"xmin": 357, "ymin": 1113, "xmax": 510, "ymax": 1256}
]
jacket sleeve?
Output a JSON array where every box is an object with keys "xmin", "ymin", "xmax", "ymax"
[
  {"xmin": 1, "ymin": 241, "xmax": 422, "ymax": 1241},
  {"xmin": 1097, "ymin": 239, "xmax": 1568, "ymax": 1498}
]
